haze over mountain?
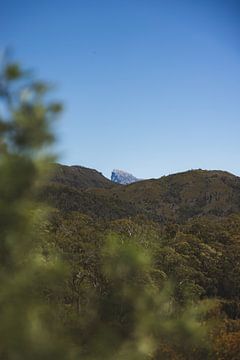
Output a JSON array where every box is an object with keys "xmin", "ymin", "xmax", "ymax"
[{"xmin": 111, "ymin": 169, "xmax": 140, "ymax": 185}]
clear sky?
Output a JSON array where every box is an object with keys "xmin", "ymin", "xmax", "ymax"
[{"xmin": 1, "ymin": 0, "xmax": 240, "ymax": 179}]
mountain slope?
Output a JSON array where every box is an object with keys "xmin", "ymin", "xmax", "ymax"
[
  {"xmin": 50, "ymin": 163, "xmax": 118, "ymax": 190},
  {"xmin": 107, "ymin": 169, "xmax": 240, "ymax": 222},
  {"xmin": 44, "ymin": 166, "xmax": 240, "ymax": 223}
]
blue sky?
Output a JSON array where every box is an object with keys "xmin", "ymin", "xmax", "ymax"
[{"xmin": 1, "ymin": 0, "xmax": 240, "ymax": 179}]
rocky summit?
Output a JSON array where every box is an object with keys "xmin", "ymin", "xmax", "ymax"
[{"xmin": 111, "ymin": 169, "xmax": 139, "ymax": 185}]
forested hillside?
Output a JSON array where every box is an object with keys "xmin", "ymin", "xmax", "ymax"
[
  {"xmin": 44, "ymin": 165, "xmax": 240, "ymax": 222},
  {"xmin": 41, "ymin": 163, "xmax": 240, "ymax": 358},
  {"xmin": 50, "ymin": 163, "xmax": 117, "ymax": 190}
]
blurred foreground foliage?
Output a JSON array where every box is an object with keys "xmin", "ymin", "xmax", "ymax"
[
  {"xmin": 0, "ymin": 59, "xmax": 238, "ymax": 359},
  {"xmin": 0, "ymin": 60, "xmax": 75, "ymax": 359}
]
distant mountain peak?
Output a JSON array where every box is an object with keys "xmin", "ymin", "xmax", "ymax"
[{"xmin": 111, "ymin": 169, "xmax": 140, "ymax": 185}]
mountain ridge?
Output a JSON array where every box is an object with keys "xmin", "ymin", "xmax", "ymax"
[
  {"xmin": 42, "ymin": 164, "xmax": 240, "ymax": 223},
  {"xmin": 49, "ymin": 163, "xmax": 119, "ymax": 190}
]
